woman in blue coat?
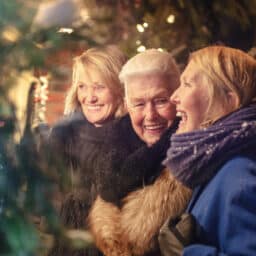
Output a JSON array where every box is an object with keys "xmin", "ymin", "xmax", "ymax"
[{"xmin": 161, "ymin": 46, "xmax": 256, "ymax": 255}]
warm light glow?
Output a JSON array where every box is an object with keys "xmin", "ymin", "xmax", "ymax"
[
  {"xmin": 58, "ymin": 27, "xmax": 74, "ymax": 34},
  {"xmin": 166, "ymin": 14, "xmax": 175, "ymax": 24},
  {"xmin": 136, "ymin": 40, "xmax": 141, "ymax": 45},
  {"xmin": 34, "ymin": 42, "xmax": 45, "ymax": 49},
  {"xmin": 80, "ymin": 9, "xmax": 90, "ymax": 22},
  {"xmin": 137, "ymin": 45, "xmax": 146, "ymax": 52},
  {"xmin": 143, "ymin": 22, "xmax": 148, "ymax": 28},
  {"xmin": 136, "ymin": 24, "xmax": 145, "ymax": 33},
  {"xmin": 39, "ymin": 76, "xmax": 49, "ymax": 104},
  {"xmin": 157, "ymin": 48, "xmax": 164, "ymax": 52},
  {"xmin": 2, "ymin": 26, "xmax": 21, "ymax": 43}
]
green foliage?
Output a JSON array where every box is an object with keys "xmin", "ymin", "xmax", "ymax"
[
  {"xmin": 0, "ymin": 1, "xmax": 63, "ymax": 255},
  {"xmin": 0, "ymin": 210, "xmax": 39, "ymax": 255},
  {"xmin": 0, "ymin": 92, "xmax": 57, "ymax": 255},
  {"xmin": 94, "ymin": 0, "xmax": 256, "ymax": 60}
]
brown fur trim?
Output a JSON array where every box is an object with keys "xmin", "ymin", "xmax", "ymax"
[
  {"xmin": 88, "ymin": 196, "xmax": 131, "ymax": 256},
  {"xmin": 88, "ymin": 169, "xmax": 191, "ymax": 256},
  {"xmin": 121, "ymin": 168, "xmax": 192, "ymax": 255}
]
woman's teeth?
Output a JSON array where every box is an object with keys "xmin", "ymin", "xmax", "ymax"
[
  {"xmin": 177, "ymin": 111, "xmax": 187, "ymax": 121},
  {"xmin": 145, "ymin": 124, "xmax": 165, "ymax": 130},
  {"xmin": 87, "ymin": 105, "xmax": 102, "ymax": 110}
]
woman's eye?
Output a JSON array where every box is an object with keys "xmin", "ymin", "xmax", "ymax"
[
  {"xmin": 95, "ymin": 84, "xmax": 106, "ymax": 90},
  {"xmin": 78, "ymin": 84, "xmax": 85, "ymax": 89},
  {"xmin": 154, "ymin": 98, "xmax": 169, "ymax": 106},
  {"xmin": 183, "ymin": 82, "xmax": 192, "ymax": 87},
  {"xmin": 133, "ymin": 102, "xmax": 145, "ymax": 108}
]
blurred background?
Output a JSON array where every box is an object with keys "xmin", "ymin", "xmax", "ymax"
[
  {"xmin": 2, "ymin": 0, "xmax": 256, "ymax": 128},
  {"xmin": 1, "ymin": 0, "xmax": 256, "ymax": 255},
  {"xmin": 4, "ymin": 0, "xmax": 256, "ymax": 128}
]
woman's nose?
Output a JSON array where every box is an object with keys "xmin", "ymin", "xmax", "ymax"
[
  {"xmin": 87, "ymin": 88, "xmax": 97, "ymax": 102},
  {"xmin": 170, "ymin": 88, "xmax": 180, "ymax": 105},
  {"xmin": 145, "ymin": 102, "xmax": 158, "ymax": 121}
]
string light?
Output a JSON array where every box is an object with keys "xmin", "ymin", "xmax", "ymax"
[
  {"xmin": 58, "ymin": 27, "xmax": 74, "ymax": 34},
  {"xmin": 136, "ymin": 40, "xmax": 141, "ymax": 45},
  {"xmin": 137, "ymin": 45, "xmax": 146, "ymax": 52},
  {"xmin": 166, "ymin": 14, "xmax": 175, "ymax": 24},
  {"xmin": 143, "ymin": 22, "xmax": 148, "ymax": 28},
  {"xmin": 136, "ymin": 24, "xmax": 145, "ymax": 33}
]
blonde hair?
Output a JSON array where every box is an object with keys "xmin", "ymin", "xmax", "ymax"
[
  {"xmin": 64, "ymin": 45, "xmax": 127, "ymax": 117},
  {"xmin": 119, "ymin": 49, "xmax": 180, "ymax": 97},
  {"xmin": 189, "ymin": 46, "xmax": 256, "ymax": 125}
]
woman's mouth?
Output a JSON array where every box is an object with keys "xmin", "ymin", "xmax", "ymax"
[
  {"xmin": 86, "ymin": 104, "xmax": 103, "ymax": 111},
  {"xmin": 177, "ymin": 111, "xmax": 187, "ymax": 124},
  {"xmin": 144, "ymin": 123, "xmax": 166, "ymax": 133}
]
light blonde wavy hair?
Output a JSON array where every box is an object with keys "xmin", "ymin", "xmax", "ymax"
[
  {"xmin": 64, "ymin": 45, "xmax": 127, "ymax": 117},
  {"xmin": 189, "ymin": 46, "xmax": 256, "ymax": 126}
]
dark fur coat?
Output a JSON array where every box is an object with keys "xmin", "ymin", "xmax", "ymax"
[
  {"xmin": 87, "ymin": 119, "xmax": 192, "ymax": 256},
  {"xmin": 47, "ymin": 112, "xmax": 146, "ymax": 256},
  {"xmin": 46, "ymin": 112, "xmax": 190, "ymax": 256}
]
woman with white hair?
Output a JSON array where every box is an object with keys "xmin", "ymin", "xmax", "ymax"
[{"xmin": 88, "ymin": 49, "xmax": 191, "ymax": 256}]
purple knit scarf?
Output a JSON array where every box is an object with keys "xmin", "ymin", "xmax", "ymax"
[{"xmin": 163, "ymin": 104, "xmax": 256, "ymax": 189}]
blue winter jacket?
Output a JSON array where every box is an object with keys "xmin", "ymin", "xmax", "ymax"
[{"xmin": 184, "ymin": 156, "xmax": 256, "ymax": 256}]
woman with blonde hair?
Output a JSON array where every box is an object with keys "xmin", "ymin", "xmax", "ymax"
[
  {"xmin": 159, "ymin": 46, "xmax": 256, "ymax": 255},
  {"xmin": 48, "ymin": 45, "xmax": 132, "ymax": 256},
  {"xmin": 64, "ymin": 45, "xmax": 126, "ymax": 118}
]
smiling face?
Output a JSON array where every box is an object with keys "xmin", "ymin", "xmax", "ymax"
[
  {"xmin": 76, "ymin": 67, "xmax": 119, "ymax": 126},
  {"xmin": 170, "ymin": 61, "xmax": 210, "ymax": 133},
  {"xmin": 126, "ymin": 74, "xmax": 176, "ymax": 146}
]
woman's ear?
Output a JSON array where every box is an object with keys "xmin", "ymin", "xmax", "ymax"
[{"xmin": 227, "ymin": 91, "xmax": 240, "ymax": 110}]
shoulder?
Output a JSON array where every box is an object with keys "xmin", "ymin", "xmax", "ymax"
[
  {"xmin": 52, "ymin": 111, "xmax": 86, "ymax": 129},
  {"xmin": 217, "ymin": 156, "xmax": 256, "ymax": 183},
  {"xmin": 196, "ymin": 156, "xmax": 256, "ymax": 204},
  {"xmin": 105, "ymin": 114, "xmax": 142, "ymax": 146},
  {"xmin": 49, "ymin": 112, "xmax": 88, "ymax": 143},
  {"xmin": 204, "ymin": 156, "xmax": 256, "ymax": 204},
  {"xmin": 108, "ymin": 115, "xmax": 133, "ymax": 135},
  {"xmin": 192, "ymin": 156, "xmax": 256, "ymax": 225}
]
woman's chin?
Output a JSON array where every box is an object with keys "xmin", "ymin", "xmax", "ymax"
[{"xmin": 176, "ymin": 124, "xmax": 187, "ymax": 134}]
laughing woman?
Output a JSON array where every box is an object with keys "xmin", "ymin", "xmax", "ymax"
[{"xmin": 160, "ymin": 46, "xmax": 256, "ymax": 255}]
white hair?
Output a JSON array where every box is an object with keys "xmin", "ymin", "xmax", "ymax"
[{"xmin": 119, "ymin": 49, "xmax": 180, "ymax": 86}]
